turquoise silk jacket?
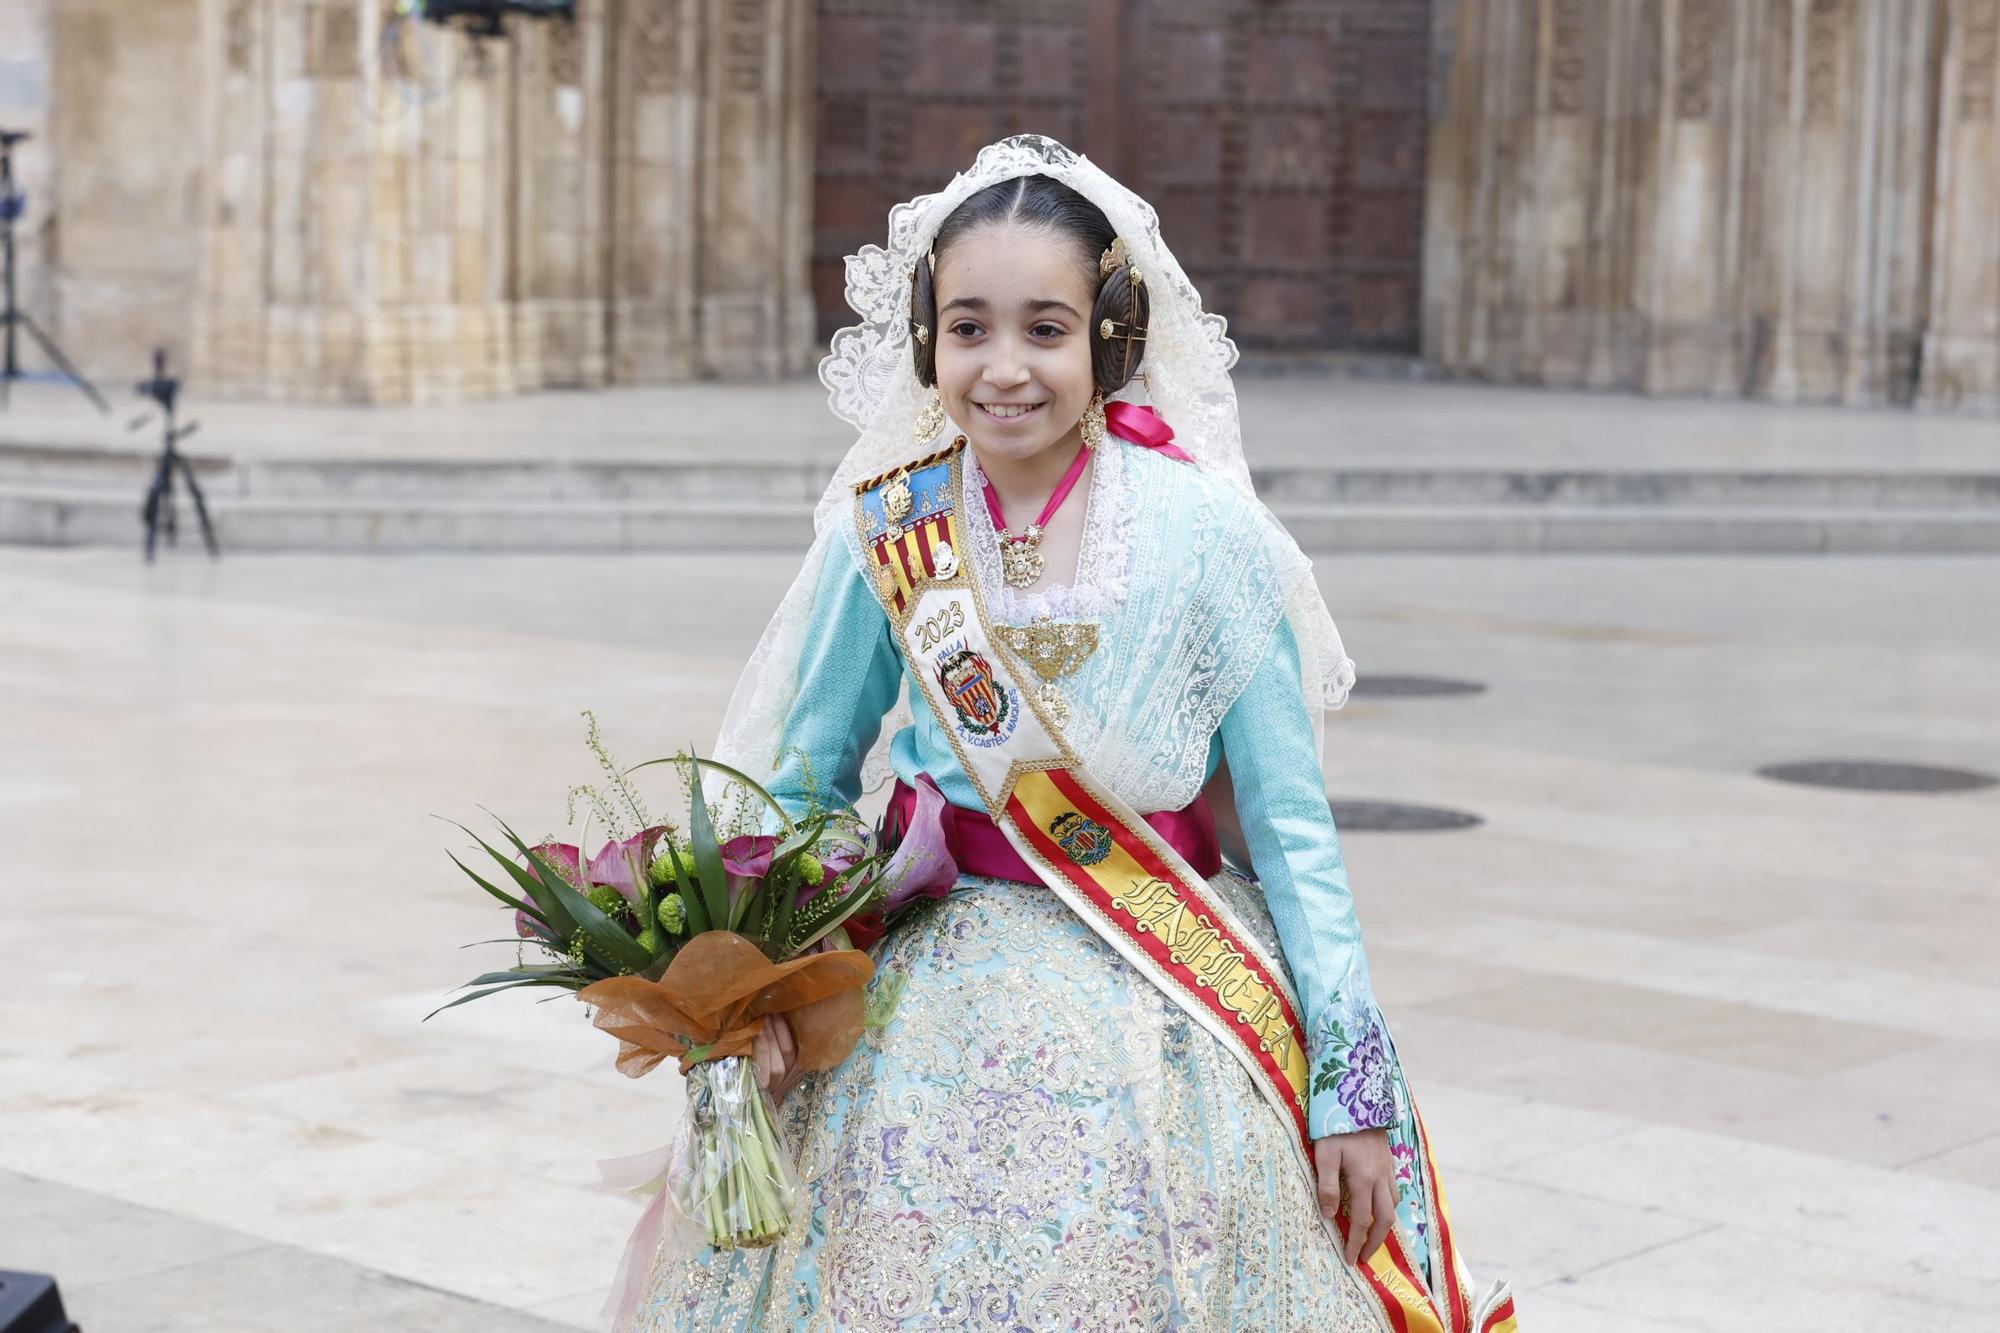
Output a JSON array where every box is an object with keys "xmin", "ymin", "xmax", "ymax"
[{"xmin": 762, "ymin": 436, "xmax": 1407, "ymax": 1145}]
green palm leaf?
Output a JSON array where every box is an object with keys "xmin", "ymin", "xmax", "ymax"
[
  {"xmin": 423, "ymin": 976, "xmax": 568, "ymax": 1021},
  {"xmin": 446, "ymin": 849, "xmax": 553, "ymax": 933},
  {"xmin": 685, "ymin": 765, "xmax": 731, "ymax": 935}
]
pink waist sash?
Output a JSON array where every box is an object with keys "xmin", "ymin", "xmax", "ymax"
[{"xmin": 887, "ymin": 773, "xmax": 1222, "ymax": 884}]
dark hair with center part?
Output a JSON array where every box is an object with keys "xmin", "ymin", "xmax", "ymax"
[{"xmin": 909, "ymin": 173, "xmax": 1150, "ymax": 396}]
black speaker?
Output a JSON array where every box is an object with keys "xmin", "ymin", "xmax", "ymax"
[
  {"xmin": 420, "ymin": 0, "xmax": 577, "ymax": 35},
  {"xmin": 0, "ymin": 1271, "xmax": 77, "ymax": 1333}
]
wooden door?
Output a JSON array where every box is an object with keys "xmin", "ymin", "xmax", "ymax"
[{"xmin": 812, "ymin": 0, "xmax": 1433, "ymax": 353}]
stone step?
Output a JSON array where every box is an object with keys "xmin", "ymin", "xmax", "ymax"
[
  {"xmin": 0, "ymin": 484, "xmax": 812, "ymax": 551},
  {"xmin": 0, "ymin": 444, "xmax": 823, "ymax": 504},
  {"xmin": 1265, "ymin": 503, "xmax": 2000, "ymax": 553},
  {"xmin": 5, "ymin": 442, "xmax": 2000, "ymax": 510},
  {"xmin": 6, "ymin": 481, "xmax": 1995, "ymax": 553},
  {"xmin": 1250, "ymin": 465, "xmax": 2000, "ymax": 509},
  {"xmin": 0, "ymin": 440, "xmax": 233, "ymax": 486}
]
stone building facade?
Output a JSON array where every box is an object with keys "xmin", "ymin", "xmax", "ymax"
[
  {"xmin": 3, "ymin": 0, "xmax": 1996, "ymax": 410},
  {"xmin": 1426, "ymin": 0, "xmax": 2000, "ymax": 411},
  {"xmin": 194, "ymin": 0, "xmax": 815, "ymax": 402},
  {"xmin": 0, "ymin": 0, "xmax": 815, "ymax": 403}
]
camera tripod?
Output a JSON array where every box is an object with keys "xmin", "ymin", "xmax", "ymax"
[
  {"xmin": 0, "ymin": 129, "xmax": 107, "ymax": 412},
  {"xmin": 135, "ymin": 348, "xmax": 217, "ymax": 562}
]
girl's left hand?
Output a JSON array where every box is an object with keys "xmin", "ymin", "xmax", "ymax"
[{"xmin": 1314, "ymin": 1127, "xmax": 1397, "ymax": 1267}]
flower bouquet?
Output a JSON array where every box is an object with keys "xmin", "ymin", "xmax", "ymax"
[{"xmin": 431, "ymin": 714, "xmax": 956, "ymax": 1271}]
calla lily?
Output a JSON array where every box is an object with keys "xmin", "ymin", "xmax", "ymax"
[
  {"xmin": 720, "ymin": 831, "xmax": 866, "ymax": 899},
  {"xmin": 826, "ymin": 785, "xmax": 957, "ymax": 954},
  {"xmin": 514, "ymin": 840, "xmax": 584, "ymax": 940},
  {"xmin": 718, "ymin": 834, "xmax": 780, "ymax": 879},
  {"xmin": 818, "ymin": 834, "xmax": 867, "ymax": 881},
  {"xmin": 530, "ymin": 840, "xmax": 584, "ymax": 886},
  {"xmin": 586, "ymin": 826, "xmax": 673, "ymax": 903},
  {"xmin": 875, "ymin": 772, "xmax": 959, "ymax": 915}
]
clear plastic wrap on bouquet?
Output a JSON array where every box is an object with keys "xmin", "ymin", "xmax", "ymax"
[
  {"xmin": 593, "ymin": 1053, "xmax": 804, "ymax": 1332},
  {"xmin": 669, "ymin": 1053, "xmax": 799, "ymax": 1250}
]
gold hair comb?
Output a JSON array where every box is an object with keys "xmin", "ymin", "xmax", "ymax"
[{"xmin": 1098, "ymin": 236, "xmax": 1128, "ymax": 279}]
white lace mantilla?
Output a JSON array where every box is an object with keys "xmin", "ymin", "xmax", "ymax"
[{"xmin": 714, "ymin": 132, "xmax": 1357, "ymax": 808}]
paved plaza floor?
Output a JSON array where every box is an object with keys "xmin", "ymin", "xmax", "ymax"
[{"xmin": 1, "ymin": 544, "xmax": 1996, "ymax": 1331}]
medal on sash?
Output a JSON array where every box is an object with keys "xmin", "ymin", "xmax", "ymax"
[{"xmin": 852, "ymin": 438, "xmax": 1517, "ymax": 1333}]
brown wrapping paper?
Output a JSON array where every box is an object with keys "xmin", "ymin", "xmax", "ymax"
[{"xmin": 577, "ymin": 931, "xmax": 875, "ymax": 1078}]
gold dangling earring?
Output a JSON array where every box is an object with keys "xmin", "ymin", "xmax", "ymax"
[
  {"xmin": 1080, "ymin": 388, "xmax": 1107, "ymax": 451},
  {"xmin": 912, "ymin": 388, "xmax": 946, "ymax": 445}
]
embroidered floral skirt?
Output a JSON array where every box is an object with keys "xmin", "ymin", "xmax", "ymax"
[{"xmin": 632, "ymin": 869, "xmax": 1429, "ymax": 1332}]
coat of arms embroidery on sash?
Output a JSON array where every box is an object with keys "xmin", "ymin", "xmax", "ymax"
[
  {"xmin": 1049, "ymin": 810, "xmax": 1114, "ymax": 866},
  {"xmin": 934, "ymin": 645, "xmax": 1017, "ymax": 745}
]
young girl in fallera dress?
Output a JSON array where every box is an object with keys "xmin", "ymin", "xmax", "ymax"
[{"xmin": 625, "ymin": 135, "xmax": 1516, "ymax": 1333}]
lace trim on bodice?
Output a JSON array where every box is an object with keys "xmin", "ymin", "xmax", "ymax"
[{"xmin": 960, "ymin": 433, "xmax": 1140, "ymax": 623}]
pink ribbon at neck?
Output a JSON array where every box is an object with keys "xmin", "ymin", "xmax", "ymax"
[
  {"xmin": 1103, "ymin": 400, "xmax": 1197, "ymax": 465},
  {"xmin": 980, "ymin": 432, "xmax": 1094, "ymax": 535}
]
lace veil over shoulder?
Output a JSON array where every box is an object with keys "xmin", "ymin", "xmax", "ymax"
[{"xmin": 714, "ymin": 133, "xmax": 1355, "ymax": 806}]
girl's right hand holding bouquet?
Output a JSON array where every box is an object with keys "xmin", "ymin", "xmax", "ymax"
[{"xmin": 751, "ymin": 1013, "xmax": 806, "ymax": 1106}]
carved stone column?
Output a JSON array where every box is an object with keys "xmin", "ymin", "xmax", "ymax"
[
  {"xmin": 512, "ymin": 5, "xmax": 611, "ymax": 388},
  {"xmin": 694, "ymin": 0, "xmax": 816, "ymax": 380},
  {"xmin": 377, "ymin": 14, "xmax": 523, "ymax": 403},
  {"xmin": 604, "ymin": 0, "xmax": 702, "ymax": 382},
  {"xmin": 195, "ymin": 0, "xmax": 526, "ymax": 404},
  {"xmin": 1920, "ymin": 0, "xmax": 2000, "ymax": 409},
  {"xmin": 1426, "ymin": 0, "xmax": 1993, "ymax": 412},
  {"xmin": 193, "ymin": 0, "xmax": 278, "ymax": 398},
  {"xmin": 1638, "ymin": 0, "xmax": 1756, "ymax": 396},
  {"xmin": 1749, "ymin": 0, "xmax": 1938, "ymax": 405},
  {"xmin": 1425, "ymin": 0, "xmax": 1655, "ymax": 388}
]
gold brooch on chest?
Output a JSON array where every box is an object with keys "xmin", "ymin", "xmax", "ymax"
[{"xmin": 996, "ymin": 615, "xmax": 1099, "ymax": 729}]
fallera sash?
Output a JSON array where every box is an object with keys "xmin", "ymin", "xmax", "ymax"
[{"xmin": 851, "ymin": 437, "xmax": 1518, "ymax": 1333}]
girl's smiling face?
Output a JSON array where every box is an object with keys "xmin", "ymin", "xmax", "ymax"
[{"xmin": 932, "ymin": 220, "xmax": 1097, "ymax": 466}]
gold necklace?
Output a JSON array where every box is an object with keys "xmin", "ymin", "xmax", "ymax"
[
  {"xmin": 999, "ymin": 528, "xmax": 1045, "ymax": 588},
  {"xmin": 983, "ymin": 443, "xmax": 1094, "ymax": 590}
]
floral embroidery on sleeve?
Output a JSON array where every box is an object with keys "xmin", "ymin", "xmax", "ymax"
[{"xmin": 1308, "ymin": 992, "xmax": 1400, "ymax": 1135}]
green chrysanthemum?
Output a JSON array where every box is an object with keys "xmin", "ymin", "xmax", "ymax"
[
  {"xmin": 796, "ymin": 852, "xmax": 825, "ymax": 886},
  {"xmin": 635, "ymin": 926, "xmax": 663, "ymax": 955},
  {"xmin": 647, "ymin": 847, "xmax": 686, "ymax": 889},
  {"xmin": 586, "ymin": 885, "xmax": 627, "ymax": 919},
  {"xmin": 657, "ymin": 893, "xmax": 687, "ymax": 935}
]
